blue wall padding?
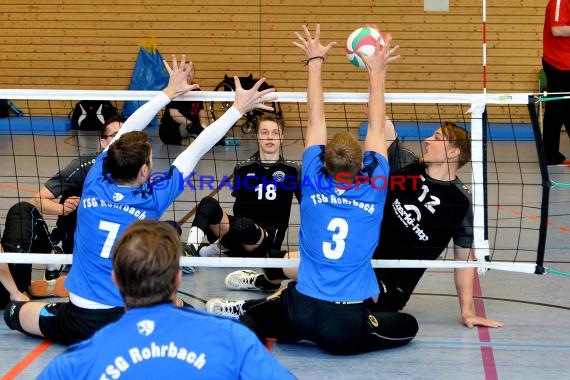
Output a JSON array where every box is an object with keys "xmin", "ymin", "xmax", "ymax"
[
  {"xmin": 0, "ymin": 116, "xmax": 71, "ymax": 133},
  {"xmin": 358, "ymin": 121, "xmax": 535, "ymax": 141}
]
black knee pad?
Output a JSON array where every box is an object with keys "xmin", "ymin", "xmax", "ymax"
[
  {"xmin": 220, "ymin": 216, "xmax": 262, "ymax": 249},
  {"xmin": 263, "ymin": 249, "xmax": 288, "ymax": 280},
  {"xmin": 4, "ymin": 301, "xmax": 25, "ymax": 333},
  {"xmin": 193, "ymin": 197, "xmax": 224, "ymax": 232}
]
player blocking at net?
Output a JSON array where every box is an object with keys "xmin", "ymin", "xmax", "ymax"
[
  {"xmin": 3, "ymin": 54, "xmax": 277, "ymax": 345},
  {"xmin": 211, "ymin": 24, "xmax": 418, "ymax": 355}
]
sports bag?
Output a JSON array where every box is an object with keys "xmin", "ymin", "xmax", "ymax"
[{"xmin": 70, "ymin": 100, "xmax": 118, "ymax": 130}]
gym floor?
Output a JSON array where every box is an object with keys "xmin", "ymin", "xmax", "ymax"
[{"xmin": 1, "ymin": 122, "xmax": 569, "ymax": 379}]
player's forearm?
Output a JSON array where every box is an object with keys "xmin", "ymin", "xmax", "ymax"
[
  {"xmin": 172, "ymin": 106, "xmax": 242, "ymax": 176},
  {"xmin": 368, "ymin": 72, "xmax": 386, "ymax": 132},
  {"xmin": 109, "ymin": 92, "xmax": 171, "ymax": 148},
  {"xmin": 455, "ymin": 267, "xmax": 476, "ymax": 319},
  {"xmin": 31, "ymin": 191, "xmax": 63, "ymax": 216},
  {"xmin": 170, "ymin": 109, "xmax": 190, "ymax": 126},
  {"xmin": 0, "ymin": 263, "xmax": 21, "ymax": 295},
  {"xmin": 551, "ymin": 25, "xmax": 570, "ymax": 37},
  {"xmin": 306, "ymin": 60, "xmax": 327, "ymax": 146}
]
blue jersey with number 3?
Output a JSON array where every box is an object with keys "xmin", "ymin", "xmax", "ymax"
[
  {"xmin": 297, "ymin": 145, "xmax": 389, "ymax": 302},
  {"xmin": 65, "ymin": 152, "xmax": 184, "ymax": 306}
]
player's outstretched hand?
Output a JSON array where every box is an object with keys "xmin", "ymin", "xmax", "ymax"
[
  {"xmin": 360, "ymin": 32, "xmax": 400, "ymax": 74},
  {"xmin": 233, "ymin": 76, "xmax": 277, "ymax": 114},
  {"xmin": 162, "ymin": 54, "xmax": 200, "ymax": 100},
  {"xmin": 293, "ymin": 24, "xmax": 337, "ymax": 62}
]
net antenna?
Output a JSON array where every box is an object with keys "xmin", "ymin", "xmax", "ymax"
[{"xmin": 482, "ymin": 0, "xmax": 488, "ymax": 94}]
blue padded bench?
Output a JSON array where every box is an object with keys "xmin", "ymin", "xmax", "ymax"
[{"xmin": 0, "ymin": 116, "xmax": 71, "ymax": 133}]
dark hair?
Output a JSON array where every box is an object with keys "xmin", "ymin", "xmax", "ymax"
[
  {"xmin": 105, "ymin": 131, "xmax": 151, "ymax": 184},
  {"xmin": 255, "ymin": 112, "xmax": 285, "ymax": 133},
  {"xmin": 441, "ymin": 122, "xmax": 471, "ymax": 169},
  {"xmin": 99, "ymin": 115, "xmax": 126, "ymax": 139},
  {"xmin": 112, "ymin": 220, "xmax": 181, "ymax": 308}
]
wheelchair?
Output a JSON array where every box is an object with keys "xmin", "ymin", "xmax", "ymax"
[{"xmin": 210, "ymin": 74, "xmax": 282, "ymax": 135}]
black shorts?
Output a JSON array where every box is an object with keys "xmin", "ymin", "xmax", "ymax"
[
  {"xmin": 39, "ymin": 301, "xmax": 124, "ymax": 345},
  {"xmin": 241, "ymin": 282, "xmax": 418, "ymax": 355}
]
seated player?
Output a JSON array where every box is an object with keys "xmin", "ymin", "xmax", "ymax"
[
  {"xmin": 38, "ymin": 220, "xmax": 294, "ymax": 379},
  {"xmin": 368, "ymin": 120, "xmax": 504, "ymax": 328},
  {"xmin": 0, "ymin": 202, "xmax": 70, "ymax": 304},
  {"xmin": 186, "ymin": 112, "xmax": 301, "ymax": 291},
  {"xmin": 3, "ymin": 55, "xmax": 276, "ymax": 345},
  {"xmin": 210, "ymin": 120, "xmax": 504, "ymax": 329},
  {"xmin": 30, "ymin": 116, "xmax": 123, "ymax": 281},
  {"xmin": 0, "ymin": 119, "xmax": 123, "ymax": 301},
  {"xmin": 209, "ymin": 24, "xmax": 418, "ymax": 355}
]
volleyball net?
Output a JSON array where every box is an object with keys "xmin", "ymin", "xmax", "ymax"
[{"xmin": 0, "ymin": 89, "xmax": 551, "ymax": 275}]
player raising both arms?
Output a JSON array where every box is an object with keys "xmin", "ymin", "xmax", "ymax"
[{"xmin": 4, "ymin": 55, "xmax": 276, "ymax": 345}]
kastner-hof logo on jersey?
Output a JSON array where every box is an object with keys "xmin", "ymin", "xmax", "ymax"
[
  {"xmin": 137, "ymin": 319, "xmax": 155, "ymax": 336},
  {"xmin": 113, "ymin": 192, "xmax": 125, "ymax": 202},
  {"xmin": 272, "ymin": 170, "xmax": 286, "ymax": 182}
]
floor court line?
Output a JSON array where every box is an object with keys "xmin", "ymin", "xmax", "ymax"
[
  {"xmin": 474, "ymin": 274, "xmax": 498, "ymax": 380},
  {"xmin": 1, "ymin": 340, "xmax": 52, "ymax": 380},
  {"xmin": 0, "ymin": 183, "xmax": 36, "ymax": 194},
  {"xmin": 414, "ymin": 339, "xmax": 570, "ymax": 350}
]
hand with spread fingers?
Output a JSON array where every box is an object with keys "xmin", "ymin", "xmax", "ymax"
[
  {"xmin": 359, "ymin": 30, "xmax": 401, "ymax": 73},
  {"xmin": 162, "ymin": 54, "xmax": 200, "ymax": 100},
  {"xmin": 232, "ymin": 76, "xmax": 277, "ymax": 114},
  {"xmin": 293, "ymin": 24, "xmax": 337, "ymax": 64}
]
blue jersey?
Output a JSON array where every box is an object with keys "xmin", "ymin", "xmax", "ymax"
[
  {"xmin": 65, "ymin": 152, "xmax": 184, "ymax": 306},
  {"xmin": 39, "ymin": 304, "xmax": 294, "ymax": 380},
  {"xmin": 297, "ymin": 145, "xmax": 389, "ymax": 302}
]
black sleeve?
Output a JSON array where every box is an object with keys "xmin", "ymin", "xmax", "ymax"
[
  {"xmin": 231, "ymin": 163, "xmax": 240, "ymax": 199},
  {"xmin": 453, "ymin": 190, "xmax": 474, "ymax": 249},
  {"xmin": 388, "ymin": 138, "xmax": 418, "ymax": 173},
  {"xmin": 44, "ymin": 156, "xmax": 95, "ymax": 198},
  {"xmin": 453, "ymin": 207, "xmax": 473, "ymax": 249},
  {"xmin": 294, "ymin": 162, "xmax": 302, "ymax": 202}
]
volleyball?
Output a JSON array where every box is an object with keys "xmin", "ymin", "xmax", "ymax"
[{"xmin": 345, "ymin": 26, "xmax": 384, "ymax": 69}]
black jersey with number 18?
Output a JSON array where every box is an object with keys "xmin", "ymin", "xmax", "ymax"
[{"xmin": 231, "ymin": 155, "xmax": 301, "ymax": 249}]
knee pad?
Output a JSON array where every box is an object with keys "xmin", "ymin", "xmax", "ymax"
[
  {"xmin": 193, "ymin": 197, "xmax": 224, "ymax": 231},
  {"xmin": 4, "ymin": 301, "xmax": 25, "ymax": 333},
  {"xmin": 263, "ymin": 249, "xmax": 288, "ymax": 280},
  {"xmin": 220, "ymin": 216, "xmax": 262, "ymax": 249}
]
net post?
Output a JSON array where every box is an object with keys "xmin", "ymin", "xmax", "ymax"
[{"xmin": 527, "ymin": 95, "xmax": 549, "ymax": 274}]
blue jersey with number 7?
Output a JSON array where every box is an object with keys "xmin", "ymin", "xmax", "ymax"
[
  {"xmin": 297, "ymin": 145, "xmax": 389, "ymax": 302},
  {"xmin": 65, "ymin": 151, "xmax": 184, "ymax": 306}
]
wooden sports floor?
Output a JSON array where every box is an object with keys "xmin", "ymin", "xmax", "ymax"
[{"xmin": 1, "ymin": 123, "xmax": 569, "ymax": 379}]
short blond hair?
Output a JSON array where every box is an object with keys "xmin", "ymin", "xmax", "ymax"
[{"xmin": 325, "ymin": 132, "xmax": 362, "ymax": 180}]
